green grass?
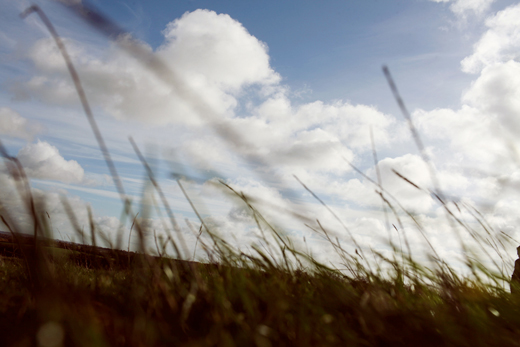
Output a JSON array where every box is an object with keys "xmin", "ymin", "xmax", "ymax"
[{"xmin": 1, "ymin": 226, "xmax": 519, "ymax": 347}]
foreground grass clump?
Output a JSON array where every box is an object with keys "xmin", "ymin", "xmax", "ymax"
[{"xmin": 1, "ymin": 243, "xmax": 520, "ymax": 347}]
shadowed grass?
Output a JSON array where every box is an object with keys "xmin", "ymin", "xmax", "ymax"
[{"xmin": 1, "ymin": 239, "xmax": 520, "ymax": 346}]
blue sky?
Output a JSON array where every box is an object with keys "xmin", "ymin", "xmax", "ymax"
[{"xmin": 2, "ymin": 0, "xmax": 520, "ymax": 273}]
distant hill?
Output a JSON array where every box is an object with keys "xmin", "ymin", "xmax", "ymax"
[
  {"xmin": 0, "ymin": 230, "xmax": 143, "ymax": 269},
  {"xmin": 0, "ymin": 230, "xmax": 201, "ymax": 270}
]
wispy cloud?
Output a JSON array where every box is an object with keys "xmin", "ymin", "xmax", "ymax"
[{"xmin": 430, "ymin": 0, "xmax": 496, "ymax": 18}]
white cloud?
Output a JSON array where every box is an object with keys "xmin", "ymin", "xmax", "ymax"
[
  {"xmin": 179, "ymin": 93, "xmax": 398, "ymax": 180},
  {"xmin": 16, "ymin": 140, "xmax": 85, "ymax": 184},
  {"xmin": 330, "ymin": 154, "xmax": 437, "ymax": 214},
  {"xmin": 159, "ymin": 10, "xmax": 280, "ymax": 91},
  {"xmin": 18, "ymin": 9, "xmax": 280, "ymax": 126},
  {"xmin": 254, "ymin": 96, "xmax": 396, "ymax": 150},
  {"xmin": 14, "ymin": 8, "xmax": 401, "ymax": 193},
  {"xmin": 398, "ymin": 3, "xmax": 520, "ymax": 255},
  {"xmin": 410, "ymin": 3, "xmax": 520, "ymax": 192},
  {"xmin": 430, "ymin": 0, "xmax": 496, "ymax": 17},
  {"xmin": 0, "ymin": 107, "xmax": 43, "ymax": 140},
  {"xmin": 414, "ymin": 105, "xmax": 508, "ymax": 169},
  {"xmin": 450, "ymin": 0, "xmax": 496, "ymax": 16},
  {"xmin": 461, "ymin": 3, "xmax": 520, "ymax": 73},
  {"xmin": 463, "ymin": 60, "xmax": 520, "ymax": 135}
]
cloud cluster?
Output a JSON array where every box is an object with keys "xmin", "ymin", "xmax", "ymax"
[
  {"xmin": 415, "ymin": 3, "xmax": 520, "ymax": 162},
  {"xmin": 4, "ymin": 7, "xmax": 401, "ymax": 261},
  {"xmin": 409, "ymin": 2, "xmax": 520, "ymax": 236},
  {"xmin": 20, "ymin": 9, "xmax": 280, "ymax": 126},
  {"xmin": 7, "ymin": 6, "xmax": 451, "ymax": 259},
  {"xmin": 7, "ymin": 4, "xmax": 520, "ymax": 271},
  {"xmin": 176, "ymin": 92, "xmax": 399, "ymax": 188},
  {"xmin": 16, "ymin": 8, "xmax": 400, "ymax": 183}
]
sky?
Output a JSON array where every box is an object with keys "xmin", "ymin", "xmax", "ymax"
[{"xmin": 2, "ymin": 0, "xmax": 520, "ymax": 274}]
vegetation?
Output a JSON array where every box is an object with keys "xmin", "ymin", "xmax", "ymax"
[
  {"xmin": 2, "ymin": 2, "xmax": 520, "ymax": 347},
  {"xmin": 1, "ymin": 226, "xmax": 520, "ymax": 347}
]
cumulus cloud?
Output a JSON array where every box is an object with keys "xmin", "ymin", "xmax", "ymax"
[
  {"xmin": 296, "ymin": 2, "xmax": 520, "ymax": 269},
  {"xmin": 254, "ymin": 95, "xmax": 396, "ymax": 150},
  {"xmin": 463, "ymin": 61, "xmax": 520, "ymax": 135},
  {"xmin": 179, "ymin": 93, "xmax": 398, "ymax": 181},
  {"xmin": 414, "ymin": 105, "xmax": 508, "ymax": 168},
  {"xmin": 5, "ymin": 7, "xmax": 407, "ymax": 262},
  {"xmin": 0, "ymin": 107, "xmax": 43, "ymax": 140},
  {"xmin": 412, "ymin": 4, "xmax": 520, "ymax": 171},
  {"xmin": 298, "ymin": 154, "xmax": 439, "ymax": 214},
  {"xmin": 14, "ymin": 8, "xmax": 401, "ymax": 193},
  {"xmin": 440, "ymin": 4, "xmax": 520, "ymax": 159},
  {"xmin": 18, "ymin": 9, "xmax": 280, "ymax": 126},
  {"xmin": 408, "ymin": 2, "xmax": 520, "ymax": 234},
  {"xmin": 16, "ymin": 140, "xmax": 85, "ymax": 184},
  {"xmin": 159, "ymin": 10, "xmax": 280, "ymax": 91},
  {"xmin": 230, "ymin": 100, "xmax": 368, "ymax": 171},
  {"xmin": 461, "ymin": 3, "xmax": 520, "ymax": 73}
]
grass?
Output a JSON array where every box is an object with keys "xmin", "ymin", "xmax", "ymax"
[
  {"xmin": 1, "ymin": 235, "xmax": 520, "ymax": 347},
  {"xmin": 2, "ymin": 2, "xmax": 520, "ymax": 346}
]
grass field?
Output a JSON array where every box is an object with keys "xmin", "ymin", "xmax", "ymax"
[{"xmin": 1, "ymin": 226, "xmax": 520, "ymax": 347}]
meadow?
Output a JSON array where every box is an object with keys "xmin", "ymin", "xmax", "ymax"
[{"xmin": 1, "ymin": 2, "xmax": 520, "ymax": 347}]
